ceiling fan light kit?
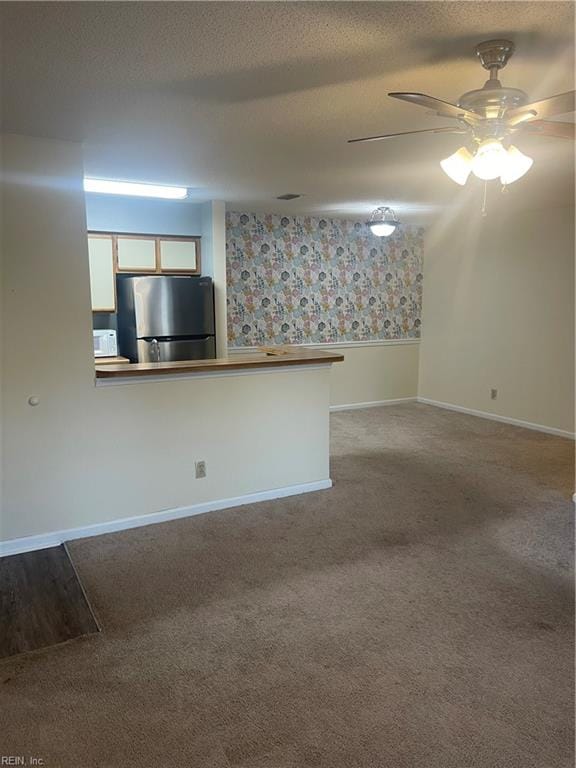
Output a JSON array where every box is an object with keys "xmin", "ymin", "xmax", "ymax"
[
  {"xmin": 349, "ymin": 38, "xmax": 574, "ymax": 190},
  {"xmin": 500, "ymin": 145, "xmax": 534, "ymax": 185},
  {"xmin": 440, "ymin": 147, "xmax": 474, "ymax": 186},
  {"xmin": 440, "ymin": 141, "xmax": 533, "ymax": 185},
  {"xmin": 366, "ymin": 206, "xmax": 400, "ymax": 237},
  {"xmin": 471, "ymin": 139, "xmax": 512, "ymax": 181}
]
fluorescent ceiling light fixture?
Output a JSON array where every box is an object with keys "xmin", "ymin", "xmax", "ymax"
[
  {"xmin": 440, "ymin": 147, "xmax": 473, "ymax": 186},
  {"xmin": 500, "ymin": 145, "xmax": 533, "ymax": 185},
  {"xmin": 366, "ymin": 206, "xmax": 400, "ymax": 237},
  {"xmin": 84, "ymin": 178, "xmax": 188, "ymax": 199}
]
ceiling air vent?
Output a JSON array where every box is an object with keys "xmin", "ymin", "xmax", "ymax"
[{"xmin": 276, "ymin": 194, "xmax": 302, "ymax": 200}]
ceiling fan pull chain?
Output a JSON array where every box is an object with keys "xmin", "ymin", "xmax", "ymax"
[{"xmin": 481, "ymin": 181, "xmax": 488, "ymax": 217}]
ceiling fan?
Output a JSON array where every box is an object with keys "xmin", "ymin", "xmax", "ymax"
[{"xmin": 349, "ymin": 40, "xmax": 575, "ymax": 185}]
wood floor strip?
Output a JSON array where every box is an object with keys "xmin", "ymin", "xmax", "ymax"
[{"xmin": 0, "ymin": 544, "xmax": 100, "ymax": 659}]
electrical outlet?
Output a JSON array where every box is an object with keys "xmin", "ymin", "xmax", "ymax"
[
  {"xmin": 490, "ymin": 388, "xmax": 498, "ymax": 400},
  {"xmin": 195, "ymin": 460, "xmax": 207, "ymax": 479}
]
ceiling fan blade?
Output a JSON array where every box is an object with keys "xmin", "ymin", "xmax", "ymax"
[
  {"xmin": 348, "ymin": 126, "xmax": 468, "ymax": 144},
  {"xmin": 519, "ymin": 119, "xmax": 575, "ymax": 140},
  {"xmin": 507, "ymin": 90, "xmax": 575, "ymax": 121},
  {"xmin": 388, "ymin": 92, "xmax": 480, "ymax": 123}
]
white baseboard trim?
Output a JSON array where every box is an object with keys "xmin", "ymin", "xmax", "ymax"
[
  {"xmin": 417, "ymin": 397, "xmax": 575, "ymax": 440},
  {"xmin": 330, "ymin": 397, "xmax": 417, "ymax": 412},
  {"xmin": 0, "ymin": 479, "xmax": 333, "ymax": 558}
]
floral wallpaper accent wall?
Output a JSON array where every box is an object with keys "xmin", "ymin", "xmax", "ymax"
[{"xmin": 226, "ymin": 212, "xmax": 424, "ymax": 346}]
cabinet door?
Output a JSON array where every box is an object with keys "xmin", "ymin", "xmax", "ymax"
[
  {"xmin": 88, "ymin": 235, "xmax": 115, "ymax": 312},
  {"xmin": 159, "ymin": 238, "xmax": 199, "ymax": 273},
  {"xmin": 117, "ymin": 236, "xmax": 157, "ymax": 271}
]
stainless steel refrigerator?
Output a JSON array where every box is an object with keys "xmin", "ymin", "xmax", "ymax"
[{"xmin": 116, "ymin": 275, "xmax": 216, "ymax": 363}]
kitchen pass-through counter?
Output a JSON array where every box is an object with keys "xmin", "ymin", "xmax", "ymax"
[{"xmin": 95, "ymin": 346, "xmax": 344, "ymax": 380}]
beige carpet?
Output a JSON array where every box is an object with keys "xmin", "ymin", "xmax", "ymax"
[{"xmin": 1, "ymin": 403, "xmax": 574, "ymax": 767}]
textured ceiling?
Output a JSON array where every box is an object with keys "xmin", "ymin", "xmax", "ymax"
[{"xmin": 1, "ymin": 1, "xmax": 574, "ymax": 220}]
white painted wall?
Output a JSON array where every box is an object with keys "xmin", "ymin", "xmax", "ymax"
[
  {"xmin": 203, "ymin": 200, "xmax": 228, "ymax": 356},
  {"xmin": 418, "ymin": 199, "xmax": 575, "ymax": 435},
  {"xmin": 229, "ymin": 342, "xmax": 420, "ymax": 407},
  {"xmin": 0, "ymin": 134, "xmax": 331, "ymax": 543},
  {"xmin": 327, "ymin": 342, "xmax": 419, "ymax": 407}
]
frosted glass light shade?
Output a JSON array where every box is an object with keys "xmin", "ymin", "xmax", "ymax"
[
  {"xmin": 369, "ymin": 222, "xmax": 397, "ymax": 236},
  {"xmin": 440, "ymin": 147, "xmax": 474, "ymax": 185},
  {"xmin": 366, "ymin": 206, "xmax": 400, "ymax": 237},
  {"xmin": 500, "ymin": 145, "xmax": 533, "ymax": 185},
  {"xmin": 471, "ymin": 140, "xmax": 509, "ymax": 181}
]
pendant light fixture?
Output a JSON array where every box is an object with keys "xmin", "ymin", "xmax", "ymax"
[
  {"xmin": 366, "ymin": 206, "xmax": 400, "ymax": 237},
  {"xmin": 440, "ymin": 141, "xmax": 533, "ymax": 186}
]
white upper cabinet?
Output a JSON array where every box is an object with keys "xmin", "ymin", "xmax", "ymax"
[
  {"xmin": 88, "ymin": 233, "xmax": 201, "ymax": 306},
  {"xmin": 116, "ymin": 236, "xmax": 157, "ymax": 271},
  {"xmin": 88, "ymin": 235, "xmax": 115, "ymax": 312},
  {"xmin": 159, "ymin": 238, "xmax": 200, "ymax": 273}
]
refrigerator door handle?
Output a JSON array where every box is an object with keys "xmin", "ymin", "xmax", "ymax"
[{"xmin": 135, "ymin": 336, "xmax": 216, "ymax": 363}]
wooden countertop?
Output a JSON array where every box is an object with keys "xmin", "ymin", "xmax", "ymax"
[
  {"xmin": 95, "ymin": 346, "xmax": 344, "ymax": 379},
  {"xmin": 94, "ymin": 355, "xmax": 130, "ymax": 365}
]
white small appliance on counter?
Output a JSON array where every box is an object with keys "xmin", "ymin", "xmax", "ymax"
[{"xmin": 93, "ymin": 329, "xmax": 118, "ymax": 357}]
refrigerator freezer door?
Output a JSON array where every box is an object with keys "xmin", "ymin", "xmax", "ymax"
[
  {"xmin": 120, "ymin": 275, "xmax": 215, "ymax": 338},
  {"xmin": 136, "ymin": 336, "xmax": 216, "ymax": 363}
]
